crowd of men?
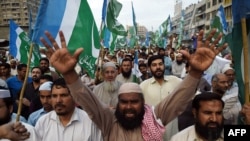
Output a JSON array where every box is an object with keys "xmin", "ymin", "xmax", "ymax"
[{"xmin": 0, "ymin": 29, "xmax": 250, "ymax": 141}]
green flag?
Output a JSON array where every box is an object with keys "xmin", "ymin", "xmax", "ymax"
[
  {"xmin": 231, "ymin": 0, "xmax": 250, "ymax": 104},
  {"xmin": 9, "ymin": 20, "xmax": 41, "ymax": 68},
  {"xmin": 106, "ymin": 0, "xmax": 127, "ymax": 36}
]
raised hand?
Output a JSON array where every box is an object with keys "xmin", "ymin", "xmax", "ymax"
[
  {"xmin": 180, "ymin": 29, "xmax": 227, "ymax": 77},
  {"xmin": 40, "ymin": 31, "xmax": 83, "ymax": 75}
]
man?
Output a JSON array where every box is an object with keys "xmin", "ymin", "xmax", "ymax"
[
  {"xmin": 28, "ymin": 81, "xmax": 53, "ymax": 126},
  {"xmin": 0, "ymin": 89, "xmax": 37, "ymax": 141},
  {"xmin": 222, "ymin": 65, "xmax": 238, "ymax": 95},
  {"xmin": 9, "ymin": 59, "xmax": 17, "ymax": 76},
  {"xmin": 18, "ymin": 67, "xmax": 43, "ymax": 119},
  {"xmin": 138, "ymin": 63, "xmax": 152, "ymax": 81},
  {"xmin": 29, "ymin": 74, "xmax": 53, "ymax": 113},
  {"xmin": 171, "ymin": 92, "xmax": 224, "ymax": 141},
  {"xmin": 40, "ymin": 29, "xmax": 227, "ymax": 141},
  {"xmin": 35, "ymin": 78, "xmax": 102, "ymax": 141},
  {"xmin": 140, "ymin": 55, "xmax": 182, "ymax": 140},
  {"xmin": 93, "ymin": 62, "xmax": 122, "ymax": 108},
  {"xmin": 211, "ymin": 73, "xmax": 241, "ymax": 125},
  {"xmin": 0, "ymin": 63, "xmax": 12, "ymax": 80},
  {"xmin": 6, "ymin": 64, "xmax": 32, "ymax": 113},
  {"xmin": 116, "ymin": 58, "xmax": 134, "ymax": 83},
  {"xmin": 171, "ymin": 53, "xmax": 186, "ymax": 78},
  {"xmin": 39, "ymin": 58, "xmax": 59, "ymax": 81}
]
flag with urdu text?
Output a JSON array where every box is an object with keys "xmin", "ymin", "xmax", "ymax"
[
  {"xmin": 9, "ymin": 20, "xmax": 41, "ymax": 68},
  {"xmin": 231, "ymin": 0, "xmax": 250, "ymax": 104},
  {"xmin": 106, "ymin": 0, "xmax": 127, "ymax": 36},
  {"xmin": 32, "ymin": 0, "xmax": 100, "ymax": 78}
]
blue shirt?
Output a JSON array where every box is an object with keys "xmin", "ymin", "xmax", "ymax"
[
  {"xmin": 6, "ymin": 75, "xmax": 32, "ymax": 112},
  {"xmin": 28, "ymin": 108, "xmax": 47, "ymax": 126}
]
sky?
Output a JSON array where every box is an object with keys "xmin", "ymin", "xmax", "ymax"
[{"xmin": 87, "ymin": 0, "xmax": 199, "ymax": 31}]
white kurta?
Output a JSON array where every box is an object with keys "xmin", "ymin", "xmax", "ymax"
[{"xmin": 35, "ymin": 107, "xmax": 102, "ymax": 141}]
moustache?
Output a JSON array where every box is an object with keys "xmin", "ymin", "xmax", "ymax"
[
  {"xmin": 123, "ymin": 109, "xmax": 137, "ymax": 115},
  {"xmin": 206, "ymin": 122, "xmax": 219, "ymax": 128},
  {"xmin": 54, "ymin": 103, "xmax": 65, "ymax": 108}
]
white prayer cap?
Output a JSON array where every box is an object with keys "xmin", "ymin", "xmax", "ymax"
[
  {"xmin": 0, "ymin": 89, "xmax": 11, "ymax": 98},
  {"xmin": 39, "ymin": 81, "xmax": 53, "ymax": 91},
  {"xmin": 102, "ymin": 62, "xmax": 116, "ymax": 70},
  {"xmin": 222, "ymin": 65, "xmax": 234, "ymax": 74},
  {"xmin": 118, "ymin": 82, "xmax": 142, "ymax": 95}
]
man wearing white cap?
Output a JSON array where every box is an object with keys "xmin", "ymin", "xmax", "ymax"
[
  {"xmin": 221, "ymin": 66, "xmax": 242, "ymax": 125},
  {"xmin": 171, "ymin": 53, "xmax": 186, "ymax": 78},
  {"xmin": 222, "ymin": 65, "xmax": 238, "ymax": 95},
  {"xmin": 93, "ymin": 62, "xmax": 122, "ymax": 108},
  {"xmin": 0, "ymin": 89, "xmax": 37, "ymax": 141},
  {"xmin": 28, "ymin": 81, "xmax": 53, "ymax": 126},
  {"xmin": 39, "ymin": 29, "xmax": 227, "ymax": 140}
]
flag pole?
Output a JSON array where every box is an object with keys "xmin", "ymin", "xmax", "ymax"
[
  {"xmin": 16, "ymin": 43, "xmax": 34, "ymax": 122},
  {"xmin": 241, "ymin": 18, "xmax": 250, "ymax": 103}
]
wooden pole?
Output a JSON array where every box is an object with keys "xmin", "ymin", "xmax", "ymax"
[
  {"xmin": 16, "ymin": 43, "xmax": 34, "ymax": 122},
  {"xmin": 241, "ymin": 18, "xmax": 250, "ymax": 103}
]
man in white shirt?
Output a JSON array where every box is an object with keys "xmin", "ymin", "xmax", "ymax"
[
  {"xmin": 140, "ymin": 55, "xmax": 182, "ymax": 141},
  {"xmin": 171, "ymin": 92, "xmax": 224, "ymax": 141},
  {"xmin": 35, "ymin": 78, "xmax": 102, "ymax": 141}
]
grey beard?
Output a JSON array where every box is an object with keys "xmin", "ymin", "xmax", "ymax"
[{"xmin": 103, "ymin": 80, "xmax": 119, "ymax": 93}]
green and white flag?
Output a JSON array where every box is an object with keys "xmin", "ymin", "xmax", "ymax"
[
  {"xmin": 106, "ymin": 0, "xmax": 127, "ymax": 36},
  {"xmin": 9, "ymin": 20, "xmax": 41, "ymax": 68},
  {"xmin": 32, "ymin": 0, "xmax": 100, "ymax": 78},
  {"xmin": 210, "ymin": 5, "xmax": 229, "ymax": 47}
]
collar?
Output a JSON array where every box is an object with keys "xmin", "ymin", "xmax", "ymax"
[
  {"xmin": 51, "ymin": 107, "xmax": 80, "ymax": 126},
  {"xmin": 150, "ymin": 76, "xmax": 169, "ymax": 84}
]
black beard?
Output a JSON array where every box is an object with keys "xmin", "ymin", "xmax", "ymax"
[
  {"xmin": 121, "ymin": 69, "xmax": 132, "ymax": 79},
  {"xmin": 195, "ymin": 120, "xmax": 223, "ymax": 140},
  {"xmin": 152, "ymin": 69, "xmax": 164, "ymax": 79},
  {"xmin": 0, "ymin": 111, "xmax": 11, "ymax": 126},
  {"xmin": 32, "ymin": 77, "xmax": 40, "ymax": 83},
  {"xmin": 115, "ymin": 104, "xmax": 145, "ymax": 130},
  {"xmin": 40, "ymin": 67, "xmax": 49, "ymax": 73},
  {"xmin": 176, "ymin": 60, "xmax": 183, "ymax": 65}
]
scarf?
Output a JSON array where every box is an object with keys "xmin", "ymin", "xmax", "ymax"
[{"xmin": 142, "ymin": 104, "xmax": 165, "ymax": 141}]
